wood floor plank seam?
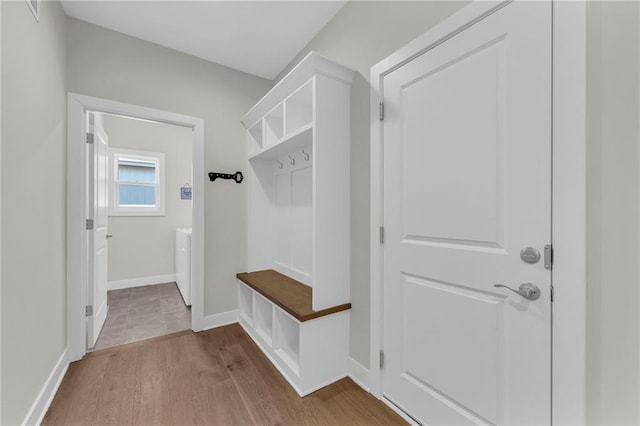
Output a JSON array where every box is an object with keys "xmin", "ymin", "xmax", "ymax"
[{"xmin": 218, "ymin": 345, "xmax": 259, "ymax": 426}]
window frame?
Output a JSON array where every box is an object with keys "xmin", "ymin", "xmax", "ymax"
[{"xmin": 108, "ymin": 147, "xmax": 166, "ymax": 216}]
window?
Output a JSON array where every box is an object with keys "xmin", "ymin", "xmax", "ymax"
[{"xmin": 109, "ymin": 148, "xmax": 165, "ymax": 216}]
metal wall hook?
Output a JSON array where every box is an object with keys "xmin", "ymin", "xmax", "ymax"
[
  {"xmin": 288, "ymin": 154, "xmax": 295, "ymax": 165},
  {"xmin": 276, "ymin": 160, "xmax": 283, "ymax": 169},
  {"xmin": 302, "ymin": 149, "xmax": 310, "ymax": 161}
]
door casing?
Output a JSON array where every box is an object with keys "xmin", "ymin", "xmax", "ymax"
[
  {"xmin": 369, "ymin": 1, "xmax": 587, "ymax": 424},
  {"xmin": 67, "ymin": 93, "xmax": 206, "ymax": 362}
]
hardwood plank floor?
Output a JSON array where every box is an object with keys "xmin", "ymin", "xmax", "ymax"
[{"xmin": 43, "ymin": 324, "xmax": 406, "ymax": 426}]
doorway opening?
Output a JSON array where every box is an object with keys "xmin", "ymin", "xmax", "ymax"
[
  {"xmin": 67, "ymin": 93, "xmax": 205, "ymax": 362},
  {"xmin": 90, "ymin": 112, "xmax": 194, "ymax": 351}
]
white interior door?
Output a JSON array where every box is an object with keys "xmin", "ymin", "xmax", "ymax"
[
  {"xmin": 382, "ymin": 2, "xmax": 551, "ymax": 424},
  {"xmin": 87, "ymin": 112, "xmax": 109, "ymax": 348}
]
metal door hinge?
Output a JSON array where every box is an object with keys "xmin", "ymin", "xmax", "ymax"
[
  {"xmin": 85, "ymin": 305, "xmax": 93, "ymax": 316},
  {"xmin": 379, "ymin": 350, "xmax": 385, "ymax": 369},
  {"xmin": 550, "ymin": 285, "xmax": 555, "ymax": 302},
  {"xmin": 544, "ymin": 244, "xmax": 553, "ymax": 271},
  {"xmin": 379, "ymin": 102, "xmax": 384, "ymax": 121},
  {"xmin": 86, "ymin": 133, "xmax": 94, "ymax": 144},
  {"xmin": 379, "ymin": 226, "xmax": 384, "ymax": 244},
  {"xmin": 86, "ymin": 219, "xmax": 94, "ymax": 230}
]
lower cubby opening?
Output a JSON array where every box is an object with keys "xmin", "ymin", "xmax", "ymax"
[
  {"xmin": 254, "ymin": 293, "xmax": 273, "ymax": 346},
  {"xmin": 239, "ymin": 284, "xmax": 253, "ymax": 326},
  {"xmin": 273, "ymin": 309, "xmax": 300, "ymax": 376}
]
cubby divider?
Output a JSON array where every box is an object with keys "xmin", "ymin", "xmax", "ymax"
[
  {"xmin": 254, "ymin": 293, "xmax": 273, "ymax": 346},
  {"xmin": 264, "ymin": 104, "xmax": 284, "ymax": 148},
  {"xmin": 248, "ymin": 121, "xmax": 263, "ymax": 156},
  {"xmin": 285, "ymin": 80, "xmax": 313, "ymax": 135},
  {"xmin": 239, "ymin": 283, "xmax": 253, "ymax": 327},
  {"xmin": 273, "ymin": 308, "xmax": 300, "ymax": 375}
]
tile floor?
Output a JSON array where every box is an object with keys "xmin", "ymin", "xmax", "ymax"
[{"xmin": 94, "ymin": 282, "xmax": 191, "ymax": 351}]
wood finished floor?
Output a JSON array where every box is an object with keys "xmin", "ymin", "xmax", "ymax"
[{"xmin": 43, "ymin": 323, "xmax": 406, "ymax": 426}]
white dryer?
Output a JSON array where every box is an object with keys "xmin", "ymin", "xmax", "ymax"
[{"xmin": 175, "ymin": 227, "xmax": 192, "ymax": 306}]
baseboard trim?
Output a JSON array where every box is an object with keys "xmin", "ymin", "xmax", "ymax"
[
  {"xmin": 22, "ymin": 348, "xmax": 69, "ymax": 426},
  {"xmin": 382, "ymin": 397, "xmax": 421, "ymax": 426},
  {"xmin": 108, "ymin": 274, "xmax": 176, "ymax": 291},
  {"xmin": 348, "ymin": 357, "xmax": 370, "ymax": 392},
  {"xmin": 202, "ymin": 310, "xmax": 238, "ymax": 330}
]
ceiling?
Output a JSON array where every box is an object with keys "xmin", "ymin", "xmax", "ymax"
[{"xmin": 60, "ymin": 1, "xmax": 347, "ymax": 80}]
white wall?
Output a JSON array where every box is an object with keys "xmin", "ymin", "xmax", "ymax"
[
  {"xmin": 66, "ymin": 18, "xmax": 272, "ymax": 316},
  {"xmin": 102, "ymin": 114, "xmax": 192, "ymax": 284},
  {"xmin": 277, "ymin": 1, "xmax": 469, "ymax": 368},
  {"xmin": 586, "ymin": 2, "xmax": 640, "ymax": 424},
  {"xmin": 1, "ymin": 1, "xmax": 68, "ymax": 424}
]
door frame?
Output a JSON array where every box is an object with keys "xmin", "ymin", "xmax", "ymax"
[
  {"xmin": 369, "ymin": 1, "xmax": 586, "ymax": 424},
  {"xmin": 67, "ymin": 93, "xmax": 206, "ymax": 362}
]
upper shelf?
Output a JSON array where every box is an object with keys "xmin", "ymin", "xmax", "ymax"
[
  {"xmin": 248, "ymin": 123, "xmax": 312, "ymax": 161},
  {"xmin": 241, "ymin": 52, "xmax": 355, "ymax": 130}
]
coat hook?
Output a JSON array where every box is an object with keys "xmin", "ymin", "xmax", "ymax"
[
  {"xmin": 288, "ymin": 154, "xmax": 295, "ymax": 165},
  {"xmin": 276, "ymin": 160, "xmax": 283, "ymax": 169},
  {"xmin": 302, "ymin": 149, "xmax": 310, "ymax": 161}
]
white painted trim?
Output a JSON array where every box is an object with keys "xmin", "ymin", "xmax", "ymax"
[
  {"xmin": 369, "ymin": 31, "xmax": 384, "ymax": 399},
  {"xmin": 107, "ymin": 274, "xmax": 177, "ymax": 291},
  {"xmin": 551, "ymin": 2, "xmax": 587, "ymax": 424},
  {"xmin": 67, "ymin": 95, "xmax": 87, "ymax": 363},
  {"xmin": 370, "ymin": 1, "xmax": 508, "ymax": 80},
  {"xmin": 0, "ymin": 2, "xmax": 3, "ymax": 422},
  {"xmin": 369, "ymin": 1, "xmax": 587, "ymax": 424},
  {"xmin": 202, "ymin": 310, "xmax": 239, "ymax": 330},
  {"xmin": 22, "ymin": 349, "xmax": 68, "ymax": 426},
  {"xmin": 347, "ymin": 358, "xmax": 370, "ymax": 392},
  {"xmin": 67, "ymin": 93, "xmax": 206, "ymax": 362},
  {"xmin": 108, "ymin": 147, "xmax": 166, "ymax": 217},
  {"xmin": 25, "ymin": 0, "xmax": 40, "ymax": 22},
  {"xmin": 382, "ymin": 397, "xmax": 420, "ymax": 426}
]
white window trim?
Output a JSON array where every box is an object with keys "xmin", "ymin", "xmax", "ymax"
[{"xmin": 108, "ymin": 147, "xmax": 166, "ymax": 216}]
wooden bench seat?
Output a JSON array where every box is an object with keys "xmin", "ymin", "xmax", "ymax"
[{"xmin": 236, "ymin": 269, "xmax": 351, "ymax": 322}]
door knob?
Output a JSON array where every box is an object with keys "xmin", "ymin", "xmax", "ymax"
[
  {"xmin": 493, "ymin": 283, "xmax": 540, "ymax": 300},
  {"xmin": 106, "ymin": 234, "xmax": 113, "ymax": 239}
]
